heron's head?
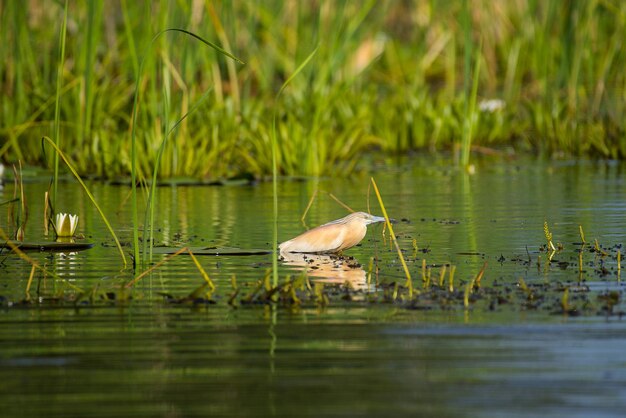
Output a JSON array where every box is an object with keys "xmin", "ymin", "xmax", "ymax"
[{"xmin": 349, "ymin": 212, "xmax": 387, "ymax": 226}]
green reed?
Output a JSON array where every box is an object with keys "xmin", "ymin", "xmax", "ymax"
[
  {"xmin": 80, "ymin": 0, "xmax": 101, "ymax": 151},
  {"xmin": 460, "ymin": 41, "xmax": 481, "ymax": 168},
  {"xmin": 2, "ymin": 1, "xmax": 626, "ymax": 181}
]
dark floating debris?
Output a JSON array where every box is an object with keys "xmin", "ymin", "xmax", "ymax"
[{"xmin": 439, "ymin": 219, "xmax": 460, "ymax": 225}]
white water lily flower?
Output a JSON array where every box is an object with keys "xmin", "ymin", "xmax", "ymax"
[
  {"xmin": 55, "ymin": 213, "xmax": 79, "ymax": 237},
  {"xmin": 478, "ymin": 99, "xmax": 505, "ymax": 113}
]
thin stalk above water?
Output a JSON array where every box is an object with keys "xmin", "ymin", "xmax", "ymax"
[{"xmin": 460, "ymin": 41, "xmax": 482, "ymax": 168}]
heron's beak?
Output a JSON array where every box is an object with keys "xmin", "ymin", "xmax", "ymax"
[{"xmin": 368, "ymin": 215, "xmax": 387, "ymax": 225}]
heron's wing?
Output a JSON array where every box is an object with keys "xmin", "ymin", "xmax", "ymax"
[{"xmin": 279, "ymin": 224, "xmax": 346, "ymax": 253}]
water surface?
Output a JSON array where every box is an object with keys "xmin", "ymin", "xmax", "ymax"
[{"xmin": 1, "ymin": 157, "xmax": 625, "ymax": 417}]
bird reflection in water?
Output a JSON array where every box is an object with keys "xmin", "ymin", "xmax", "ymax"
[{"xmin": 279, "ymin": 251, "xmax": 370, "ymax": 291}]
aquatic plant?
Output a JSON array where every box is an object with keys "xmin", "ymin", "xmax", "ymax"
[
  {"xmin": 561, "ymin": 287, "xmax": 571, "ymax": 312},
  {"xmin": 543, "ymin": 221, "xmax": 556, "ymax": 252},
  {"xmin": 9, "ymin": 163, "xmax": 27, "ymax": 241},
  {"xmin": 421, "ymin": 259, "xmax": 429, "ymax": 289},
  {"xmin": 594, "ymin": 239, "xmax": 608, "ymax": 257},
  {"xmin": 439, "ymin": 265, "xmax": 447, "ymax": 287},
  {"xmin": 370, "ymin": 177, "xmax": 413, "ymax": 297},
  {"xmin": 448, "ymin": 265, "xmax": 456, "ymax": 293},
  {"xmin": 53, "ymin": 213, "xmax": 78, "ymax": 238}
]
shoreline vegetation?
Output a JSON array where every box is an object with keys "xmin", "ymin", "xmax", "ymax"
[{"xmin": 1, "ymin": 1, "xmax": 625, "ymax": 181}]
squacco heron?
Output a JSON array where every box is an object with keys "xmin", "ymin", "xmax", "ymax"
[{"xmin": 279, "ymin": 212, "xmax": 386, "ymax": 254}]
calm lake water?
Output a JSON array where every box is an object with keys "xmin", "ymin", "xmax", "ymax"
[{"xmin": 1, "ymin": 157, "xmax": 625, "ymax": 417}]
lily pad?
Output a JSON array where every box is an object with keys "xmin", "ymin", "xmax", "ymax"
[
  {"xmin": 151, "ymin": 246, "xmax": 272, "ymax": 256},
  {"xmin": 1, "ymin": 241, "xmax": 95, "ymax": 252}
]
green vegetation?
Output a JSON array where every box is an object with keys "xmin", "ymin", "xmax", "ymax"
[
  {"xmin": 1, "ymin": 1, "xmax": 626, "ymax": 180},
  {"xmin": 126, "ymin": 28, "xmax": 243, "ymax": 268},
  {"xmin": 370, "ymin": 177, "xmax": 413, "ymax": 296}
]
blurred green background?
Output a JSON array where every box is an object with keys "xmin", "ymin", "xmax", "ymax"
[{"xmin": 1, "ymin": 0, "xmax": 625, "ymax": 180}]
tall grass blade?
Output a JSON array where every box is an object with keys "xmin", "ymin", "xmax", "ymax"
[
  {"xmin": 461, "ymin": 42, "xmax": 482, "ymax": 168},
  {"xmin": 81, "ymin": 0, "xmax": 102, "ymax": 147}
]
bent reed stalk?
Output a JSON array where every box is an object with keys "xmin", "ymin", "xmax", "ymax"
[
  {"xmin": 370, "ymin": 177, "xmax": 414, "ymax": 298},
  {"xmin": 125, "ymin": 246, "xmax": 215, "ymax": 289}
]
